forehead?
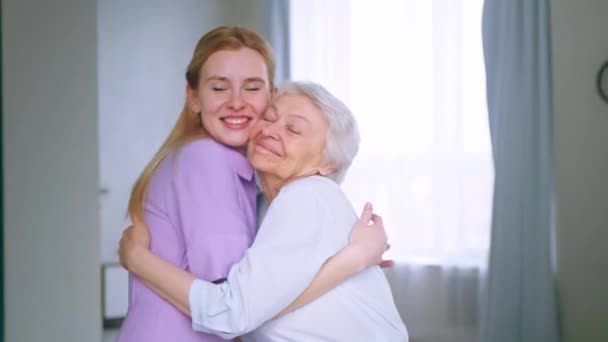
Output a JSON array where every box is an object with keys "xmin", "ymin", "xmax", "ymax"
[
  {"xmin": 272, "ymin": 94, "xmax": 326, "ymax": 122},
  {"xmin": 202, "ymin": 48, "xmax": 269, "ymax": 79}
]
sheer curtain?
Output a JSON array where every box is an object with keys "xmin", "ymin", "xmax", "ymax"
[{"xmin": 290, "ymin": 1, "xmax": 492, "ymax": 341}]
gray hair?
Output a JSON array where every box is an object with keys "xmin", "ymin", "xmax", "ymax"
[{"xmin": 276, "ymin": 81, "xmax": 360, "ymax": 183}]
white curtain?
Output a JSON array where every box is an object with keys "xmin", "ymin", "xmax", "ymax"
[{"xmin": 290, "ymin": 1, "xmax": 492, "ymax": 341}]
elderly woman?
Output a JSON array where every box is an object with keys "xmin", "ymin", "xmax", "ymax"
[{"xmin": 119, "ymin": 81, "xmax": 408, "ymax": 341}]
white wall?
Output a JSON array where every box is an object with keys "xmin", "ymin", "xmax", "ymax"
[
  {"xmin": 98, "ymin": 0, "xmax": 226, "ymax": 264},
  {"xmin": 2, "ymin": 0, "xmax": 102, "ymax": 341},
  {"xmin": 551, "ymin": 1, "xmax": 608, "ymax": 341}
]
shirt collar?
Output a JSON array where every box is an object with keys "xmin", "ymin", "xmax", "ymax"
[{"xmin": 230, "ymin": 152, "xmax": 255, "ymax": 182}]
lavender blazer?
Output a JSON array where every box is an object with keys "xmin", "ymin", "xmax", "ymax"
[{"xmin": 117, "ymin": 139, "xmax": 258, "ymax": 342}]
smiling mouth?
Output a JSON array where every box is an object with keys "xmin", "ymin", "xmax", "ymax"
[
  {"xmin": 222, "ymin": 117, "xmax": 249, "ymax": 125},
  {"xmin": 221, "ymin": 116, "xmax": 252, "ymax": 128},
  {"xmin": 255, "ymin": 141, "xmax": 282, "ymax": 157}
]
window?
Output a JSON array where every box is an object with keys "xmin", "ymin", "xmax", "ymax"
[{"xmin": 290, "ymin": 0, "xmax": 492, "ymax": 266}]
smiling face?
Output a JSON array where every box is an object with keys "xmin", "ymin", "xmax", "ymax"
[
  {"xmin": 247, "ymin": 94, "xmax": 335, "ymax": 190},
  {"xmin": 187, "ymin": 47, "xmax": 272, "ymax": 148}
]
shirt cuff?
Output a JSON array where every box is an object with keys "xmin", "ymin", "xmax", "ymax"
[
  {"xmin": 189, "ymin": 278, "xmax": 209, "ymax": 331},
  {"xmin": 189, "ymin": 278, "xmax": 242, "ymax": 339}
]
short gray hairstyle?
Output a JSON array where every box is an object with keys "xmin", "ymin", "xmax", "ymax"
[{"xmin": 276, "ymin": 81, "xmax": 360, "ymax": 183}]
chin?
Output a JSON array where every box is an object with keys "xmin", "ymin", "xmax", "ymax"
[
  {"xmin": 217, "ymin": 136, "xmax": 249, "ymax": 148},
  {"xmin": 249, "ymin": 156, "xmax": 272, "ymax": 172},
  {"xmin": 248, "ymin": 155, "xmax": 263, "ymax": 169}
]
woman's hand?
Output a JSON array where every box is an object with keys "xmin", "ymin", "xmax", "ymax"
[
  {"xmin": 348, "ymin": 202, "xmax": 394, "ymax": 270},
  {"xmin": 118, "ymin": 222, "xmax": 151, "ymax": 272}
]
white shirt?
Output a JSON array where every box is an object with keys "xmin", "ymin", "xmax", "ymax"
[{"xmin": 189, "ymin": 176, "xmax": 408, "ymax": 341}]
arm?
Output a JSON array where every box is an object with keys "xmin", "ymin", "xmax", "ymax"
[
  {"xmin": 119, "ymin": 182, "xmax": 326, "ymax": 338},
  {"xmin": 119, "ymin": 203, "xmax": 391, "ymax": 319},
  {"xmin": 186, "ymin": 183, "xmax": 331, "ymax": 337},
  {"xmin": 119, "ymin": 180, "xmax": 391, "ymax": 337},
  {"xmin": 119, "ymin": 229, "xmax": 194, "ymax": 315},
  {"xmin": 121, "ymin": 140, "xmax": 253, "ymax": 316},
  {"xmin": 121, "ymin": 179, "xmax": 334, "ymax": 338}
]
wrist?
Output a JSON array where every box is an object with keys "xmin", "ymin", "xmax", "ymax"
[
  {"xmin": 342, "ymin": 245, "xmax": 368, "ymax": 273},
  {"xmin": 126, "ymin": 245, "xmax": 150, "ymax": 274}
]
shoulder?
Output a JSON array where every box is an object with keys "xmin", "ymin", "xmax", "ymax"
[
  {"xmin": 256, "ymin": 177, "xmax": 339, "ymax": 243},
  {"xmin": 258, "ymin": 177, "xmax": 353, "ymax": 248},
  {"xmin": 279, "ymin": 175, "xmax": 342, "ymax": 199},
  {"xmin": 274, "ymin": 176, "xmax": 346, "ymax": 209},
  {"xmin": 177, "ymin": 138, "xmax": 232, "ymax": 166},
  {"xmin": 175, "ymin": 139, "xmax": 253, "ymax": 180}
]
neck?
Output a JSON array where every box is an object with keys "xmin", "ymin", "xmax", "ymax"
[{"xmin": 259, "ymin": 173, "xmax": 285, "ymax": 203}]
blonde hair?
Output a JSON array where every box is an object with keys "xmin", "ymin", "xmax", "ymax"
[{"xmin": 128, "ymin": 26, "xmax": 275, "ymax": 223}]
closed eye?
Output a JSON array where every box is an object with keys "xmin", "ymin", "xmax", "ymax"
[
  {"xmin": 287, "ymin": 126, "xmax": 301, "ymax": 135},
  {"xmin": 244, "ymin": 79, "xmax": 265, "ymax": 92}
]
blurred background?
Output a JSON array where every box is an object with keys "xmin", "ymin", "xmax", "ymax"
[{"xmin": 2, "ymin": 0, "xmax": 607, "ymax": 341}]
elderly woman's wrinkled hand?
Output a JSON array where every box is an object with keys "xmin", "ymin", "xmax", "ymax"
[
  {"xmin": 348, "ymin": 202, "xmax": 394, "ymax": 270},
  {"xmin": 118, "ymin": 222, "xmax": 151, "ymax": 272}
]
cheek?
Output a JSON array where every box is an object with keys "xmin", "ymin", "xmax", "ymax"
[
  {"xmin": 248, "ymin": 94, "xmax": 271, "ymax": 116},
  {"xmin": 199, "ymin": 92, "xmax": 225, "ymax": 114},
  {"xmin": 201, "ymin": 102, "xmax": 221, "ymax": 115},
  {"xmin": 248, "ymin": 122, "xmax": 265, "ymax": 140},
  {"xmin": 296, "ymin": 141, "xmax": 325, "ymax": 164}
]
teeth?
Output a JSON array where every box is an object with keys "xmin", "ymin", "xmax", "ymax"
[{"xmin": 224, "ymin": 117, "xmax": 248, "ymax": 125}]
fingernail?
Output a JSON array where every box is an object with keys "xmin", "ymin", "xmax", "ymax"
[{"xmin": 365, "ymin": 202, "xmax": 372, "ymax": 210}]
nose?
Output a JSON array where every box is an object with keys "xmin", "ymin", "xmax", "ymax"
[
  {"xmin": 228, "ymin": 90, "xmax": 245, "ymax": 111},
  {"xmin": 260, "ymin": 121, "xmax": 281, "ymax": 140}
]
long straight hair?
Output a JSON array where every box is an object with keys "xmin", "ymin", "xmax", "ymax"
[{"xmin": 128, "ymin": 26, "xmax": 275, "ymax": 223}]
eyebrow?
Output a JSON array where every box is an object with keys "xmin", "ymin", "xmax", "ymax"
[
  {"xmin": 244, "ymin": 77, "xmax": 267, "ymax": 83},
  {"xmin": 204, "ymin": 76, "xmax": 267, "ymax": 84},
  {"xmin": 287, "ymin": 114, "xmax": 311, "ymax": 123}
]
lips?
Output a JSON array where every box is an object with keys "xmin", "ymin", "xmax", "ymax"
[
  {"xmin": 220, "ymin": 115, "xmax": 253, "ymax": 129},
  {"xmin": 254, "ymin": 140, "xmax": 282, "ymax": 157}
]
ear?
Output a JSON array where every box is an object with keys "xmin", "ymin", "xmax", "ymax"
[{"xmin": 186, "ymin": 84, "xmax": 201, "ymax": 114}]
